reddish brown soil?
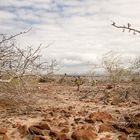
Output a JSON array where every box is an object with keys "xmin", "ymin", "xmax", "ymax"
[{"xmin": 0, "ymin": 83, "xmax": 139, "ymax": 140}]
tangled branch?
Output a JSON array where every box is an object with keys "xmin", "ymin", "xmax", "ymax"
[{"xmin": 112, "ymin": 22, "xmax": 140, "ymax": 35}]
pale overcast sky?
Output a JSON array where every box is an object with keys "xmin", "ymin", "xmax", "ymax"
[{"xmin": 0, "ymin": 0, "xmax": 140, "ymax": 74}]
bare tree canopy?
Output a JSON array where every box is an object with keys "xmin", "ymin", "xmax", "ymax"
[{"xmin": 0, "ymin": 36, "xmax": 40, "ymax": 83}]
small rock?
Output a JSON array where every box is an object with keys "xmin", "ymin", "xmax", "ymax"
[
  {"xmin": 49, "ymin": 130, "xmax": 61, "ymax": 137},
  {"xmin": 72, "ymin": 129, "xmax": 97, "ymax": 140},
  {"xmin": 37, "ymin": 122, "xmax": 51, "ymax": 130},
  {"xmin": 74, "ymin": 118, "xmax": 82, "ymax": 123},
  {"xmin": 81, "ymin": 124, "xmax": 96, "ymax": 131},
  {"xmin": 123, "ymin": 127, "xmax": 136, "ymax": 134},
  {"xmin": 32, "ymin": 135, "xmax": 49, "ymax": 140},
  {"xmin": 85, "ymin": 118, "xmax": 95, "ymax": 123},
  {"xmin": 0, "ymin": 128, "xmax": 7, "ymax": 134},
  {"xmin": 58, "ymin": 122, "xmax": 69, "ymax": 127},
  {"xmin": 136, "ymin": 135, "xmax": 140, "ymax": 140},
  {"xmin": 118, "ymin": 135, "xmax": 128, "ymax": 140},
  {"xmin": 99, "ymin": 124, "xmax": 115, "ymax": 133},
  {"xmin": 29, "ymin": 126, "xmax": 43, "ymax": 135},
  {"xmin": 133, "ymin": 113, "xmax": 140, "ymax": 123},
  {"xmin": 56, "ymin": 133, "xmax": 71, "ymax": 140},
  {"xmin": 61, "ymin": 127, "xmax": 70, "ymax": 133},
  {"xmin": 89, "ymin": 112, "xmax": 114, "ymax": 123},
  {"xmin": 17, "ymin": 124, "xmax": 28, "ymax": 138},
  {"xmin": 50, "ymin": 130, "xmax": 70, "ymax": 140},
  {"xmin": 100, "ymin": 138, "xmax": 112, "ymax": 140},
  {"xmin": 2, "ymin": 134, "xmax": 9, "ymax": 140},
  {"xmin": 106, "ymin": 84, "xmax": 113, "ymax": 89}
]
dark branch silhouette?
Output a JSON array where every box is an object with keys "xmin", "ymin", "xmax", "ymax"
[
  {"xmin": 0, "ymin": 28, "xmax": 32, "ymax": 44},
  {"xmin": 111, "ymin": 22, "xmax": 140, "ymax": 35}
]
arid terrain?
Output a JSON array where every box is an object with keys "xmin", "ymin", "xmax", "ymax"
[{"xmin": 0, "ymin": 77, "xmax": 140, "ymax": 140}]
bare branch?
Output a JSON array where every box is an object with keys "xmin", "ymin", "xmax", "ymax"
[
  {"xmin": 111, "ymin": 21, "xmax": 140, "ymax": 35},
  {"xmin": 0, "ymin": 28, "xmax": 32, "ymax": 44}
]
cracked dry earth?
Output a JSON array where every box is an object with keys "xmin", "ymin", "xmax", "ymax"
[{"xmin": 0, "ymin": 83, "xmax": 140, "ymax": 140}]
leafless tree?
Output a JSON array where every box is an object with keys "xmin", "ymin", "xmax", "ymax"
[
  {"xmin": 102, "ymin": 51, "xmax": 125, "ymax": 83},
  {"xmin": 133, "ymin": 56, "xmax": 140, "ymax": 72},
  {"xmin": 47, "ymin": 59, "xmax": 59, "ymax": 75},
  {"xmin": 0, "ymin": 30, "xmax": 50, "ymax": 105},
  {"xmin": 111, "ymin": 21, "xmax": 140, "ymax": 81}
]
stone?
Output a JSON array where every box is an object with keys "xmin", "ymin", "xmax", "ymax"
[
  {"xmin": 89, "ymin": 112, "xmax": 114, "ymax": 123},
  {"xmin": 85, "ymin": 118, "xmax": 95, "ymax": 123},
  {"xmin": 61, "ymin": 127, "xmax": 70, "ymax": 133},
  {"xmin": 133, "ymin": 113, "xmax": 140, "ymax": 123},
  {"xmin": 118, "ymin": 135, "xmax": 128, "ymax": 140},
  {"xmin": 111, "ymin": 98, "xmax": 121, "ymax": 105},
  {"xmin": 37, "ymin": 122, "xmax": 51, "ymax": 130},
  {"xmin": 100, "ymin": 138, "xmax": 112, "ymax": 140},
  {"xmin": 56, "ymin": 133, "xmax": 71, "ymax": 140},
  {"xmin": 2, "ymin": 134, "xmax": 8, "ymax": 140},
  {"xmin": 124, "ymin": 127, "xmax": 134, "ymax": 134},
  {"xmin": 113, "ymin": 123, "xmax": 139, "ymax": 135},
  {"xmin": 106, "ymin": 84, "xmax": 113, "ymax": 89},
  {"xmin": 17, "ymin": 124, "xmax": 28, "ymax": 138},
  {"xmin": 50, "ymin": 130, "xmax": 70, "ymax": 140},
  {"xmin": 49, "ymin": 130, "xmax": 61, "ymax": 137},
  {"xmin": 0, "ymin": 128, "xmax": 7, "ymax": 134},
  {"xmin": 81, "ymin": 124, "xmax": 96, "ymax": 131},
  {"xmin": 74, "ymin": 118, "xmax": 82, "ymax": 123},
  {"xmin": 71, "ymin": 129, "xmax": 97, "ymax": 140},
  {"xmin": 32, "ymin": 135, "xmax": 49, "ymax": 140},
  {"xmin": 136, "ymin": 135, "xmax": 140, "ymax": 140},
  {"xmin": 58, "ymin": 122, "xmax": 69, "ymax": 127},
  {"xmin": 29, "ymin": 126, "xmax": 43, "ymax": 135},
  {"xmin": 122, "ymin": 127, "xmax": 138, "ymax": 134},
  {"xmin": 99, "ymin": 124, "xmax": 115, "ymax": 133}
]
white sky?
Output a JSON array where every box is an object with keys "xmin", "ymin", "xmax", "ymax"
[{"xmin": 0, "ymin": 0, "xmax": 140, "ymax": 74}]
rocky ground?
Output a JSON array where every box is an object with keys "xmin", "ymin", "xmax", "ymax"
[{"xmin": 0, "ymin": 82, "xmax": 140, "ymax": 140}]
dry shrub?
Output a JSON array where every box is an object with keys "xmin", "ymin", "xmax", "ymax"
[{"xmin": 0, "ymin": 31, "xmax": 48, "ymax": 106}]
